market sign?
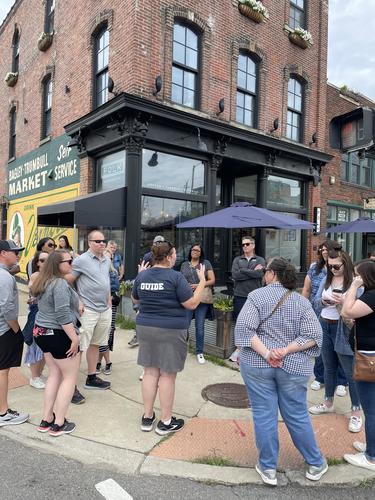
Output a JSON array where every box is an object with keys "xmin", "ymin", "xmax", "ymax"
[{"xmin": 7, "ymin": 134, "xmax": 80, "ymax": 200}]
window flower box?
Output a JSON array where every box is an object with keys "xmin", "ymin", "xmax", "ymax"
[
  {"xmin": 289, "ymin": 27, "xmax": 313, "ymax": 49},
  {"xmin": 38, "ymin": 32, "xmax": 53, "ymax": 52},
  {"xmin": 4, "ymin": 72, "xmax": 18, "ymax": 87},
  {"xmin": 238, "ymin": 0, "xmax": 269, "ymax": 23}
]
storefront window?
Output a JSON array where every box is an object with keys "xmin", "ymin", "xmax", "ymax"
[
  {"xmin": 142, "ymin": 150, "xmax": 205, "ymax": 195},
  {"xmin": 327, "ymin": 204, "xmax": 366, "ymax": 260},
  {"xmin": 96, "ymin": 151, "xmax": 126, "ymax": 191},
  {"xmin": 234, "ymin": 175, "xmax": 257, "ymax": 204},
  {"xmin": 267, "ymin": 176, "xmax": 302, "ymax": 209},
  {"xmin": 141, "ymin": 196, "xmax": 204, "ymax": 269},
  {"xmin": 265, "ymin": 213, "xmax": 302, "ymax": 271}
]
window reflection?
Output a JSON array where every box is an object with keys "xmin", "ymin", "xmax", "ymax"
[
  {"xmin": 96, "ymin": 151, "xmax": 126, "ymax": 191},
  {"xmin": 266, "ymin": 214, "xmax": 302, "ymax": 271},
  {"xmin": 267, "ymin": 175, "xmax": 302, "ymax": 208},
  {"xmin": 142, "ymin": 150, "xmax": 205, "ymax": 194},
  {"xmin": 234, "ymin": 175, "xmax": 257, "ymax": 204}
]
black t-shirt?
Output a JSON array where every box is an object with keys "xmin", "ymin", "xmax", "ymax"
[{"xmin": 349, "ymin": 289, "xmax": 375, "ymax": 351}]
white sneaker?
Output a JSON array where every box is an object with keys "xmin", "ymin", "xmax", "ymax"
[
  {"xmin": 139, "ymin": 370, "xmax": 144, "ymax": 381},
  {"xmin": 344, "ymin": 453, "xmax": 375, "ymax": 471},
  {"xmin": 309, "ymin": 402, "xmax": 334, "ymax": 415},
  {"xmin": 310, "ymin": 380, "xmax": 322, "ymax": 391},
  {"xmin": 0, "ymin": 409, "xmax": 29, "ymax": 426},
  {"xmin": 336, "ymin": 385, "xmax": 347, "ymax": 397},
  {"xmin": 255, "ymin": 463, "xmax": 277, "ymax": 486},
  {"xmin": 353, "ymin": 441, "xmax": 366, "ymax": 453},
  {"xmin": 197, "ymin": 354, "xmax": 205, "ymax": 364},
  {"xmin": 29, "ymin": 377, "xmax": 45, "ymax": 389},
  {"xmin": 348, "ymin": 415, "xmax": 363, "ymax": 433}
]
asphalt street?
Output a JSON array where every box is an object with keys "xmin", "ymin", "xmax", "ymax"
[{"xmin": 2, "ymin": 435, "xmax": 375, "ymax": 500}]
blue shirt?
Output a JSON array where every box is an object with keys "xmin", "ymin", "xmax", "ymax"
[
  {"xmin": 112, "ymin": 252, "xmax": 122, "ymax": 274},
  {"xmin": 307, "ymin": 263, "xmax": 326, "ymax": 303},
  {"xmin": 132, "ymin": 267, "xmax": 193, "ymax": 329}
]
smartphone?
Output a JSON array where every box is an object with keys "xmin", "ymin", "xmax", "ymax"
[{"xmin": 332, "ymin": 289, "xmax": 342, "ymax": 294}]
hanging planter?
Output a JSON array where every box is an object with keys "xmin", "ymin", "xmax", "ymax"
[
  {"xmin": 238, "ymin": 0, "xmax": 269, "ymax": 23},
  {"xmin": 288, "ymin": 27, "xmax": 313, "ymax": 49},
  {"xmin": 37, "ymin": 32, "xmax": 53, "ymax": 52},
  {"xmin": 4, "ymin": 72, "xmax": 18, "ymax": 87}
]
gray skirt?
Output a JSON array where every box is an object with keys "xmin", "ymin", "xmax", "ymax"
[{"xmin": 136, "ymin": 325, "xmax": 188, "ymax": 373}]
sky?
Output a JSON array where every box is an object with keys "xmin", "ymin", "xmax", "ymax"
[{"xmin": 1, "ymin": 0, "xmax": 375, "ymax": 101}]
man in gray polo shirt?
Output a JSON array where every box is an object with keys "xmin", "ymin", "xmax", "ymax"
[
  {"xmin": 67, "ymin": 230, "xmax": 111, "ymax": 392},
  {"xmin": 0, "ymin": 240, "xmax": 29, "ymax": 426}
]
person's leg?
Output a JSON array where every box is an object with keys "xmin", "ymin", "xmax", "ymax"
[
  {"xmin": 142, "ymin": 366, "xmax": 160, "ymax": 418},
  {"xmin": 30, "ymin": 360, "xmax": 44, "ymax": 379},
  {"xmin": 337, "ymin": 354, "xmax": 361, "ymax": 413},
  {"xmin": 337, "ymin": 362, "xmax": 348, "ymax": 387},
  {"xmin": 42, "ymin": 353, "xmax": 62, "ymax": 422},
  {"xmin": 276, "ymin": 369, "xmax": 324, "ymax": 467},
  {"xmin": 355, "ymin": 381, "xmax": 375, "ymax": 461},
  {"xmin": 53, "ymin": 355, "xmax": 81, "ymax": 426},
  {"xmin": 86, "ymin": 344, "xmax": 100, "ymax": 375},
  {"xmin": 87, "ymin": 308, "xmax": 112, "ymax": 375},
  {"xmin": 321, "ymin": 322, "xmax": 339, "ymax": 404},
  {"xmin": 158, "ymin": 371, "xmax": 177, "ymax": 422},
  {"xmin": 233, "ymin": 296, "xmax": 247, "ymax": 321},
  {"xmin": 313, "ymin": 355, "xmax": 324, "ymax": 383},
  {"xmin": 240, "ymin": 363, "xmax": 279, "ymax": 470},
  {"xmin": 194, "ymin": 303, "xmax": 208, "ymax": 355},
  {"xmin": 0, "ymin": 369, "xmax": 10, "ymax": 414}
]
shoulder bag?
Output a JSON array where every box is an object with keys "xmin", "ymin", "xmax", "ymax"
[{"xmin": 353, "ymin": 323, "xmax": 375, "ymax": 382}]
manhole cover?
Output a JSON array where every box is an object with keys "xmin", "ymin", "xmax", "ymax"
[{"xmin": 201, "ymin": 383, "xmax": 249, "ymax": 409}]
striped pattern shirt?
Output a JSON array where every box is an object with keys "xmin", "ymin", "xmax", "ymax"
[{"xmin": 235, "ymin": 282, "xmax": 322, "ymax": 376}]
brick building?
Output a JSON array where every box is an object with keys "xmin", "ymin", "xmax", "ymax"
[
  {"xmin": 318, "ymin": 83, "xmax": 375, "ymax": 262},
  {"xmin": 0, "ymin": 0, "xmax": 331, "ymax": 281}
]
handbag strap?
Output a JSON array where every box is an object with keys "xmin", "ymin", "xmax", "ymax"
[{"xmin": 258, "ymin": 290, "xmax": 293, "ymax": 329}]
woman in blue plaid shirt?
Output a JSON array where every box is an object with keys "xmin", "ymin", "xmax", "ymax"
[{"xmin": 235, "ymin": 257, "xmax": 327, "ymax": 486}]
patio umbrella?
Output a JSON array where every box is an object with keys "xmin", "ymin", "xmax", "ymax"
[
  {"xmin": 176, "ymin": 202, "xmax": 314, "ymax": 229},
  {"xmin": 323, "ymin": 217, "xmax": 375, "ymax": 233}
]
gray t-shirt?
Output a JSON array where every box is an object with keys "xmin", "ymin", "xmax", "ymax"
[
  {"xmin": 71, "ymin": 250, "xmax": 111, "ymax": 312},
  {"xmin": 0, "ymin": 263, "xmax": 19, "ymax": 336}
]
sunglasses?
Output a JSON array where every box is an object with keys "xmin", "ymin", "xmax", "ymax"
[
  {"xmin": 47, "ymin": 243, "xmax": 57, "ymax": 248},
  {"xmin": 89, "ymin": 239, "xmax": 107, "ymax": 244},
  {"xmin": 242, "ymin": 242, "xmax": 253, "ymax": 247},
  {"xmin": 38, "ymin": 258, "xmax": 46, "ymax": 263},
  {"xmin": 328, "ymin": 263, "xmax": 344, "ymax": 271},
  {"xmin": 61, "ymin": 259, "xmax": 73, "ymax": 265}
]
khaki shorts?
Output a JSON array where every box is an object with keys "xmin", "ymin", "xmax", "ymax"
[{"xmin": 79, "ymin": 307, "xmax": 111, "ymax": 351}]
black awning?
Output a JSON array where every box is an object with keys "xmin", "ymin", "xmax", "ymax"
[{"xmin": 37, "ymin": 188, "xmax": 126, "ymax": 227}]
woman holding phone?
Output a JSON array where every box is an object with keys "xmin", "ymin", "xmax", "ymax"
[{"xmin": 310, "ymin": 248, "xmax": 362, "ymax": 433}]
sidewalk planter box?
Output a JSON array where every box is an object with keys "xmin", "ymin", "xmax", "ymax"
[
  {"xmin": 4, "ymin": 72, "xmax": 18, "ymax": 87},
  {"xmin": 120, "ymin": 294, "xmax": 136, "ymax": 320},
  {"xmin": 215, "ymin": 310, "xmax": 233, "ymax": 350},
  {"xmin": 188, "ymin": 310, "xmax": 235, "ymax": 359},
  {"xmin": 38, "ymin": 32, "xmax": 53, "ymax": 52}
]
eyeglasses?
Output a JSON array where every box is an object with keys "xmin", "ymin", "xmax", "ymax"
[
  {"xmin": 89, "ymin": 239, "xmax": 107, "ymax": 244},
  {"xmin": 242, "ymin": 242, "xmax": 254, "ymax": 247},
  {"xmin": 192, "ymin": 248, "xmax": 201, "ymax": 252},
  {"xmin": 47, "ymin": 243, "xmax": 57, "ymax": 248},
  {"xmin": 328, "ymin": 263, "xmax": 344, "ymax": 271},
  {"xmin": 61, "ymin": 259, "xmax": 73, "ymax": 265}
]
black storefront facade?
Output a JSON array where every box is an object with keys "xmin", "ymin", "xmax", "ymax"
[{"xmin": 38, "ymin": 93, "xmax": 331, "ymax": 283}]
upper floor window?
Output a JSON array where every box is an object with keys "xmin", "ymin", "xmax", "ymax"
[
  {"xmin": 42, "ymin": 76, "xmax": 53, "ymax": 138},
  {"xmin": 45, "ymin": 0, "xmax": 55, "ymax": 34},
  {"xmin": 12, "ymin": 29, "xmax": 20, "ymax": 74},
  {"xmin": 94, "ymin": 27, "xmax": 109, "ymax": 108},
  {"xmin": 341, "ymin": 152, "xmax": 374, "ymax": 187},
  {"xmin": 289, "ymin": 0, "xmax": 306, "ymax": 29},
  {"xmin": 9, "ymin": 108, "xmax": 16, "ymax": 159},
  {"xmin": 286, "ymin": 77, "xmax": 303, "ymax": 142},
  {"xmin": 172, "ymin": 22, "xmax": 199, "ymax": 109},
  {"xmin": 236, "ymin": 53, "xmax": 258, "ymax": 128}
]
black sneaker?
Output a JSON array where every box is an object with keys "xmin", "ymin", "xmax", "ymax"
[
  {"xmin": 141, "ymin": 412, "xmax": 156, "ymax": 432},
  {"xmin": 96, "ymin": 362, "xmax": 102, "ymax": 374},
  {"xmin": 155, "ymin": 416, "xmax": 185, "ymax": 436},
  {"xmin": 71, "ymin": 388, "xmax": 86, "ymax": 405},
  {"xmin": 84, "ymin": 375, "xmax": 111, "ymax": 390},
  {"xmin": 37, "ymin": 413, "xmax": 55, "ymax": 433},
  {"xmin": 48, "ymin": 419, "xmax": 76, "ymax": 437},
  {"xmin": 103, "ymin": 363, "xmax": 112, "ymax": 375}
]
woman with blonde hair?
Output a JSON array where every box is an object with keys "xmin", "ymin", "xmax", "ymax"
[{"xmin": 31, "ymin": 250, "xmax": 81, "ymax": 437}]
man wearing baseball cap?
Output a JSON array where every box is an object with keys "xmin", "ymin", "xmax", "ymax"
[{"xmin": 0, "ymin": 239, "xmax": 29, "ymax": 426}]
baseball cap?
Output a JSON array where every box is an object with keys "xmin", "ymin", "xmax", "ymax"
[
  {"xmin": 0, "ymin": 239, "xmax": 25, "ymax": 252},
  {"xmin": 153, "ymin": 235, "xmax": 165, "ymax": 244}
]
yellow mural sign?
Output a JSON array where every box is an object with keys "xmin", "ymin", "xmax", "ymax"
[{"xmin": 7, "ymin": 184, "xmax": 80, "ymax": 278}]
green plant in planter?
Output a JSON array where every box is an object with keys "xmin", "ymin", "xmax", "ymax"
[
  {"xmin": 213, "ymin": 296, "xmax": 233, "ymax": 312},
  {"xmin": 119, "ymin": 279, "xmax": 133, "ymax": 296}
]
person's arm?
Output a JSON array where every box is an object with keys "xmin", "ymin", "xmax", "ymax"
[
  {"xmin": 301, "ymin": 274, "xmax": 312, "ymax": 299},
  {"xmin": 341, "ymin": 277, "xmax": 373, "ymax": 319},
  {"xmin": 53, "ymin": 281, "xmax": 79, "ymax": 356},
  {"xmin": 231, "ymin": 257, "xmax": 248, "ymax": 281},
  {"xmin": 181, "ymin": 265, "xmax": 206, "ymax": 310},
  {"xmin": 205, "ymin": 269, "xmax": 215, "ymax": 287},
  {"xmin": 0, "ymin": 276, "xmax": 20, "ymax": 332},
  {"xmin": 65, "ymin": 272, "xmax": 78, "ymax": 284}
]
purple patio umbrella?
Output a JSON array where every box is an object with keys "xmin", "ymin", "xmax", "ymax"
[
  {"xmin": 176, "ymin": 202, "xmax": 314, "ymax": 229},
  {"xmin": 323, "ymin": 217, "xmax": 375, "ymax": 233}
]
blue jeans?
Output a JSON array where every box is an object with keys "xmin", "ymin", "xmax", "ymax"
[
  {"xmin": 187, "ymin": 303, "xmax": 209, "ymax": 354},
  {"xmin": 321, "ymin": 320, "xmax": 360, "ymax": 408},
  {"xmin": 356, "ymin": 381, "xmax": 375, "ymax": 461},
  {"xmin": 336, "ymin": 353, "xmax": 360, "ymax": 409},
  {"xmin": 313, "ymin": 353, "xmax": 347, "ymax": 386},
  {"xmin": 240, "ymin": 364, "xmax": 324, "ymax": 470}
]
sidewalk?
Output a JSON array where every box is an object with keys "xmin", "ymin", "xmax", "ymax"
[{"xmin": 3, "ymin": 313, "xmax": 375, "ymax": 487}]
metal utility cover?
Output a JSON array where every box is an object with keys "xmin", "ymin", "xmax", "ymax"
[{"xmin": 201, "ymin": 383, "xmax": 249, "ymax": 409}]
